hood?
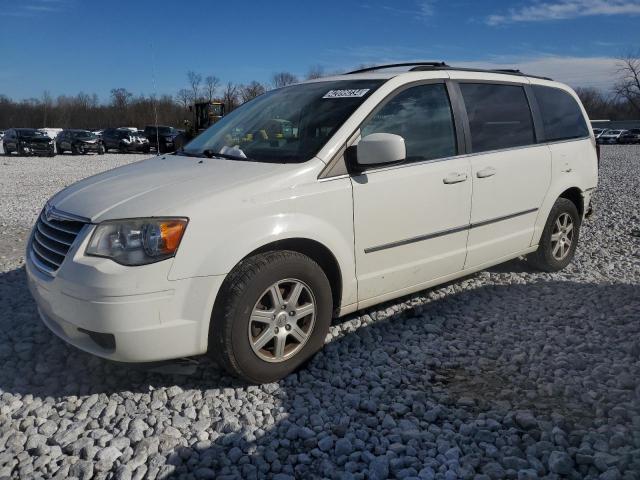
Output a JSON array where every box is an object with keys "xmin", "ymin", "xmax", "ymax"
[{"xmin": 49, "ymin": 155, "xmax": 314, "ymax": 222}]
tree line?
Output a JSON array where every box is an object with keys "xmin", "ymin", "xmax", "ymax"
[{"xmin": 1, "ymin": 56, "xmax": 639, "ymax": 130}]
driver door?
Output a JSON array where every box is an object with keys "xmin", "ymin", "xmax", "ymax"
[{"xmin": 351, "ymin": 82, "xmax": 472, "ymax": 304}]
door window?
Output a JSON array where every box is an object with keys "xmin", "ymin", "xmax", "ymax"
[
  {"xmin": 460, "ymin": 83, "xmax": 535, "ymax": 153},
  {"xmin": 360, "ymin": 83, "xmax": 457, "ymax": 162}
]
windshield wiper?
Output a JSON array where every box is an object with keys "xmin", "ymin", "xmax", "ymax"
[
  {"xmin": 176, "ymin": 148, "xmax": 256, "ymax": 161},
  {"xmin": 175, "ymin": 148, "xmax": 202, "ymax": 157},
  {"xmin": 202, "ymin": 149, "xmax": 254, "ymax": 161}
]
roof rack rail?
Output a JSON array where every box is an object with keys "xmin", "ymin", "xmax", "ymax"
[
  {"xmin": 409, "ymin": 64, "xmax": 553, "ymax": 81},
  {"xmin": 346, "ymin": 62, "xmax": 448, "ymax": 74},
  {"xmin": 345, "ymin": 62, "xmax": 553, "ymax": 81}
]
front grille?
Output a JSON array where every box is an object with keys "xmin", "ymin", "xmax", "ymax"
[{"xmin": 30, "ymin": 207, "xmax": 87, "ymax": 274}]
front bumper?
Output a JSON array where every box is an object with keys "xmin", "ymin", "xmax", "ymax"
[
  {"xmin": 122, "ymin": 142, "xmax": 150, "ymax": 152},
  {"xmin": 78, "ymin": 142, "xmax": 102, "ymax": 152},
  {"xmin": 26, "ymin": 229, "xmax": 224, "ymax": 362},
  {"xmin": 23, "ymin": 142, "xmax": 54, "ymax": 155}
]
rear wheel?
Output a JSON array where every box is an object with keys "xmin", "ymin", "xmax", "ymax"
[
  {"xmin": 3, "ymin": 145, "xmax": 11, "ymax": 156},
  {"xmin": 118, "ymin": 143, "xmax": 127, "ymax": 154},
  {"xmin": 528, "ymin": 198, "xmax": 580, "ymax": 272},
  {"xmin": 56, "ymin": 144, "xmax": 63, "ymax": 154},
  {"xmin": 73, "ymin": 144, "xmax": 84, "ymax": 155},
  {"xmin": 209, "ymin": 251, "xmax": 332, "ymax": 384},
  {"xmin": 98, "ymin": 144, "xmax": 105, "ymax": 155}
]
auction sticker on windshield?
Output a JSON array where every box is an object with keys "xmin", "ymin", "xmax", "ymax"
[{"xmin": 323, "ymin": 89, "xmax": 370, "ymax": 98}]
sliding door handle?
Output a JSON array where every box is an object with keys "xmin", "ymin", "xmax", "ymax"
[
  {"xmin": 477, "ymin": 167, "xmax": 496, "ymax": 178},
  {"xmin": 443, "ymin": 172, "xmax": 468, "ymax": 184}
]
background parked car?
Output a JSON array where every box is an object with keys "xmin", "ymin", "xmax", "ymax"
[
  {"xmin": 618, "ymin": 128, "xmax": 640, "ymax": 144},
  {"xmin": 102, "ymin": 128, "xmax": 150, "ymax": 153},
  {"xmin": 3, "ymin": 128, "xmax": 55, "ymax": 156},
  {"xmin": 597, "ymin": 129, "xmax": 625, "ymax": 144},
  {"xmin": 57, "ymin": 129, "xmax": 106, "ymax": 155},
  {"xmin": 143, "ymin": 125, "xmax": 180, "ymax": 153}
]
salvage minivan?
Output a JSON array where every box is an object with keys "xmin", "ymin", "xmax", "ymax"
[{"xmin": 27, "ymin": 63, "xmax": 598, "ymax": 383}]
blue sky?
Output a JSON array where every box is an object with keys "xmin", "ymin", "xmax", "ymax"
[{"xmin": 1, "ymin": 0, "xmax": 638, "ymax": 101}]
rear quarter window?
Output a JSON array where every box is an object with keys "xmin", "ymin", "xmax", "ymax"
[{"xmin": 532, "ymin": 85, "xmax": 589, "ymax": 142}]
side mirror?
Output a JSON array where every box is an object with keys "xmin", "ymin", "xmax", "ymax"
[{"xmin": 346, "ymin": 133, "xmax": 406, "ymax": 173}]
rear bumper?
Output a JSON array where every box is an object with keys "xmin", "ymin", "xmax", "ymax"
[{"xmin": 26, "ymin": 244, "xmax": 225, "ymax": 362}]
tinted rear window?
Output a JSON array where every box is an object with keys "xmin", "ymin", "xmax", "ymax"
[
  {"xmin": 532, "ymin": 85, "xmax": 589, "ymax": 142},
  {"xmin": 460, "ymin": 83, "xmax": 535, "ymax": 153}
]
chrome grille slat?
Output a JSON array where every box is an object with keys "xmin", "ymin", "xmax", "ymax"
[
  {"xmin": 39, "ymin": 213, "xmax": 84, "ymax": 235},
  {"xmin": 30, "ymin": 206, "xmax": 87, "ymax": 274},
  {"xmin": 32, "ymin": 241, "xmax": 64, "ymax": 267},
  {"xmin": 34, "ymin": 231, "xmax": 68, "ymax": 256},
  {"xmin": 36, "ymin": 222, "xmax": 73, "ymax": 246},
  {"xmin": 30, "ymin": 250, "xmax": 58, "ymax": 273}
]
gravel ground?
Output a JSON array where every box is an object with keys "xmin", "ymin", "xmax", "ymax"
[{"xmin": 0, "ymin": 147, "xmax": 639, "ymax": 480}]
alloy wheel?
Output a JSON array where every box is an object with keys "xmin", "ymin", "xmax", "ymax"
[
  {"xmin": 550, "ymin": 212, "xmax": 574, "ymax": 261},
  {"xmin": 248, "ymin": 278, "xmax": 316, "ymax": 363}
]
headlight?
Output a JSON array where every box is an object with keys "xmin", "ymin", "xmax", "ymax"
[{"xmin": 86, "ymin": 218, "xmax": 188, "ymax": 265}]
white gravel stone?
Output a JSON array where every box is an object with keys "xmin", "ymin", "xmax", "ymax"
[{"xmin": 0, "ymin": 147, "xmax": 639, "ymax": 478}]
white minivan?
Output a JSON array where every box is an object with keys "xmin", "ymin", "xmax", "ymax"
[{"xmin": 26, "ymin": 63, "xmax": 598, "ymax": 383}]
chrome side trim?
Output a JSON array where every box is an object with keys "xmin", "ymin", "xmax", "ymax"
[
  {"xmin": 471, "ymin": 208, "xmax": 538, "ymax": 229},
  {"xmin": 364, "ymin": 224, "xmax": 468, "ymax": 254},
  {"xmin": 364, "ymin": 208, "xmax": 538, "ymax": 254}
]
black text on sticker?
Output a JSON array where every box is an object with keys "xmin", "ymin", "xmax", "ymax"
[{"xmin": 323, "ymin": 89, "xmax": 370, "ymax": 99}]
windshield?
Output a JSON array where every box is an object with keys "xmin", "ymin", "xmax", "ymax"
[
  {"xmin": 73, "ymin": 131, "xmax": 97, "ymax": 139},
  {"xmin": 17, "ymin": 128, "xmax": 40, "ymax": 137},
  {"xmin": 157, "ymin": 127, "xmax": 174, "ymax": 134},
  {"xmin": 183, "ymin": 80, "xmax": 384, "ymax": 163}
]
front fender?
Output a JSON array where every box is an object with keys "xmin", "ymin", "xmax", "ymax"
[{"xmin": 168, "ymin": 177, "xmax": 357, "ymax": 308}]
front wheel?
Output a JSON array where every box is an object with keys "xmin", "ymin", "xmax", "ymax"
[
  {"xmin": 209, "ymin": 251, "xmax": 332, "ymax": 384},
  {"xmin": 528, "ymin": 198, "xmax": 581, "ymax": 272}
]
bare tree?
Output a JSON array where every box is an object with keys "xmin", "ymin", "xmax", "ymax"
[
  {"xmin": 306, "ymin": 65, "xmax": 325, "ymax": 80},
  {"xmin": 187, "ymin": 71, "xmax": 202, "ymax": 103},
  {"xmin": 614, "ymin": 52, "xmax": 640, "ymax": 114},
  {"xmin": 110, "ymin": 88, "xmax": 132, "ymax": 110},
  {"xmin": 204, "ymin": 75, "xmax": 221, "ymax": 102},
  {"xmin": 42, "ymin": 90, "xmax": 52, "ymax": 127},
  {"xmin": 222, "ymin": 82, "xmax": 239, "ymax": 112},
  {"xmin": 271, "ymin": 71, "xmax": 298, "ymax": 89},
  {"xmin": 176, "ymin": 88, "xmax": 191, "ymax": 109},
  {"xmin": 240, "ymin": 81, "xmax": 266, "ymax": 103}
]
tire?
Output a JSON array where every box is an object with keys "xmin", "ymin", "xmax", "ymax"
[
  {"xmin": 209, "ymin": 250, "xmax": 332, "ymax": 384},
  {"xmin": 72, "ymin": 144, "xmax": 84, "ymax": 155},
  {"xmin": 143, "ymin": 145, "xmax": 151, "ymax": 154},
  {"xmin": 98, "ymin": 144, "xmax": 105, "ymax": 155},
  {"xmin": 118, "ymin": 143, "xmax": 127, "ymax": 154},
  {"xmin": 528, "ymin": 197, "xmax": 581, "ymax": 272},
  {"xmin": 158, "ymin": 143, "xmax": 166, "ymax": 154},
  {"xmin": 56, "ymin": 144, "xmax": 63, "ymax": 154},
  {"xmin": 3, "ymin": 145, "xmax": 10, "ymax": 156}
]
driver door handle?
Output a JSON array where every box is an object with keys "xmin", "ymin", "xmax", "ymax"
[
  {"xmin": 477, "ymin": 167, "xmax": 496, "ymax": 178},
  {"xmin": 443, "ymin": 172, "xmax": 468, "ymax": 184}
]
